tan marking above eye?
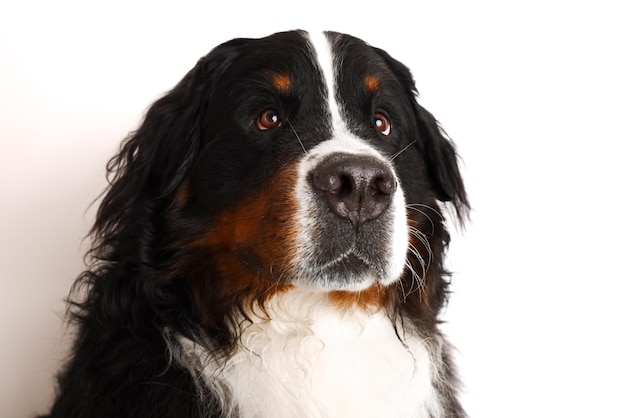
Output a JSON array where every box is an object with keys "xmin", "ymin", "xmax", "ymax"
[
  {"xmin": 365, "ymin": 75, "xmax": 380, "ymax": 93},
  {"xmin": 272, "ymin": 73, "xmax": 292, "ymax": 93}
]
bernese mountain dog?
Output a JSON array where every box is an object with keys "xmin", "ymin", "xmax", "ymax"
[{"xmin": 43, "ymin": 30, "xmax": 470, "ymax": 418}]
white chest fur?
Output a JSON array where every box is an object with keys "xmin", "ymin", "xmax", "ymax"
[{"xmin": 181, "ymin": 290, "xmax": 444, "ymax": 418}]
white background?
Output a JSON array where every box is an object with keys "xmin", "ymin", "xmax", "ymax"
[{"xmin": 2, "ymin": 1, "xmax": 625, "ymax": 417}]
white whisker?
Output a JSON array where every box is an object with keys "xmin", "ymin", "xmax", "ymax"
[
  {"xmin": 403, "ymin": 248, "xmax": 423, "ymax": 300},
  {"xmin": 406, "ymin": 203, "xmax": 444, "ymax": 220},
  {"xmin": 288, "ymin": 120, "xmax": 308, "ymax": 155},
  {"xmin": 390, "ymin": 140, "xmax": 417, "ymax": 162},
  {"xmin": 406, "ymin": 208, "xmax": 435, "ymax": 235},
  {"xmin": 405, "ymin": 203, "xmax": 444, "ymax": 236},
  {"xmin": 402, "ymin": 260, "xmax": 419, "ymax": 301},
  {"xmin": 407, "ymin": 242, "xmax": 427, "ymax": 280},
  {"xmin": 408, "ymin": 226, "xmax": 433, "ymax": 262},
  {"xmin": 397, "ymin": 269, "xmax": 409, "ymax": 301}
]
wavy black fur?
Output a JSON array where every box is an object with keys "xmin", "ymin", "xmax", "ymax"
[{"xmin": 42, "ymin": 30, "xmax": 469, "ymax": 418}]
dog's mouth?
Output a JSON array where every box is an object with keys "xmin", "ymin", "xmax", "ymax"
[
  {"xmin": 296, "ymin": 247, "xmax": 385, "ymax": 291},
  {"xmin": 323, "ymin": 251, "xmax": 372, "ymax": 276}
]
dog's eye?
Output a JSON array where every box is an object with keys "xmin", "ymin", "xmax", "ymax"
[
  {"xmin": 373, "ymin": 112, "xmax": 391, "ymax": 136},
  {"xmin": 257, "ymin": 109, "xmax": 282, "ymax": 130}
]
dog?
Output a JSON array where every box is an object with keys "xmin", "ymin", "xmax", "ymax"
[{"xmin": 43, "ymin": 30, "xmax": 469, "ymax": 418}]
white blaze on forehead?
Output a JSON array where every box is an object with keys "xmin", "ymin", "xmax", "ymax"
[
  {"xmin": 306, "ymin": 31, "xmax": 349, "ymax": 136},
  {"xmin": 294, "ymin": 33, "xmax": 409, "ymax": 290},
  {"xmin": 306, "ymin": 31, "xmax": 376, "ymax": 157}
]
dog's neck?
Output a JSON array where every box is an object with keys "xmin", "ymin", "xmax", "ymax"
[{"xmin": 177, "ymin": 288, "xmax": 445, "ymax": 418}]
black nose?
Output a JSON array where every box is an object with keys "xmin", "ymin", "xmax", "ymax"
[{"xmin": 310, "ymin": 153, "xmax": 397, "ymax": 228}]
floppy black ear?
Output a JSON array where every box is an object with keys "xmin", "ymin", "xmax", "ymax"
[
  {"xmin": 374, "ymin": 47, "xmax": 470, "ymax": 223},
  {"xmin": 412, "ymin": 101, "xmax": 470, "ymax": 223},
  {"xmin": 74, "ymin": 42, "xmax": 244, "ymax": 330},
  {"xmin": 94, "ymin": 42, "xmax": 242, "ymax": 237}
]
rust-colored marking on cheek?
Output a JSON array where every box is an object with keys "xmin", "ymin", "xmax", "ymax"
[
  {"xmin": 365, "ymin": 75, "xmax": 380, "ymax": 93},
  {"xmin": 167, "ymin": 165, "xmax": 302, "ymax": 349},
  {"xmin": 193, "ymin": 164, "xmax": 300, "ymax": 296},
  {"xmin": 272, "ymin": 73, "xmax": 292, "ymax": 93}
]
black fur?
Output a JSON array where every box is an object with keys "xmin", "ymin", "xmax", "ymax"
[{"xmin": 42, "ymin": 30, "xmax": 469, "ymax": 418}]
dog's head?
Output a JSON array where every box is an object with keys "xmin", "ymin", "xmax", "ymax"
[{"xmin": 88, "ymin": 30, "xmax": 468, "ymax": 349}]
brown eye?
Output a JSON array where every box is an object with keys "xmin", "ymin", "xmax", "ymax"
[
  {"xmin": 256, "ymin": 109, "xmax": 282, "ymax": 130},
  {"xmin": 373, "ymin": 112, "xmax": 391, "ymax": 136}
]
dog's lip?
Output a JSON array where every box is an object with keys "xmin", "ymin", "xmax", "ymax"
[{"xmin": 322, "ymin": 251, "xmax": 372, "ymax": 275}]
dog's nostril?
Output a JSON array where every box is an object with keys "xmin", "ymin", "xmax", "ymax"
[
  {"xmin": 324, "ymin": 174, "xmax": 359, "ymax": 212},
  {"xmin": 372, "ymin": 175, "xmax": 396, "ymax": 197},
  {"xmin": 310, "ymin": 154, "xmax": 396, "ymax": 228},
  {"xmin": 323, "ymin": 174, "xmax": 352, "ymax": 196}
]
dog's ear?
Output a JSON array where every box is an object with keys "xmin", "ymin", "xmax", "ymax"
[
  {"xmin": 374, "ymin": 48, "xmax": 470, "ymax": 223},
  {"xmin": 94, "ymin": 41, "xmax": 243, "ymax": 236},
  {"xmin": 411, "ymin": 101, "xmax": 470, "ymax": 223}
]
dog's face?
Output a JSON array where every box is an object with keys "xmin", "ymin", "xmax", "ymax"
[
  {"xmin": 102, "ymin": 30, "xmax": 467, "ymax": 334},
  {"xmin": 53, "ymin": 31, "xmax": 468, "ymax": 418},
  {"xmin": 186, "ymin": 31, "xmax": 420, "ymax": 292}
]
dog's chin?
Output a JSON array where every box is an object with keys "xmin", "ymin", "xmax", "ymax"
[{"xmin": 295, "ymin": 253, "xmax": 399, "ymax": 292}]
